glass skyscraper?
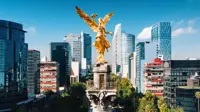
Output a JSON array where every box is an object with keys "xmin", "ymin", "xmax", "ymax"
[
  {"xmin": 64, "ymin": 34, "xmax": 82, "ymax": 62},
  {"xmin": 81, "ymin": 31, "xmax": 92, "ymax": 68},
  {"xmin": 136, "ymin": 42, "xmax": 145, "ymax": 93},
  {"xmin": 121, "ymin": 32, "xmax": 135, "ymax": 78},
  {"xmin": 0, "ymin": 20, "xmax": 28, "ymax": 109},
  {"xmin": 50, "ymin": 42, "xmax": 71, "ymax": 87},
  {"xmin": 151, "ymin": 22, "xmax": 171, "ymax": 61}
]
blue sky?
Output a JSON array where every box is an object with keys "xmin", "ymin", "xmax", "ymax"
[{"xmin": 0, "ymin": 0, "xmax": 200, "ymax": 63}]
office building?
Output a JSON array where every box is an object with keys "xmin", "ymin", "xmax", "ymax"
[
  {"xmin": 70, "ymin": 61, "xmax": 80, "ymax": 83},
  {"xmin": 176, "ymin": 74, "xmax": 200, "ymax": 112},
  {"xmin": 151, "ymin": 22, "xmax": 171, "ymax": 61},
  {"xmin": 128, "ymin": 52, "xmax": 137, "ymax": 88},
  {"xmin": 81, "ymin": 31, "xmax": 92, "ymax": 68},
  {"xmin": 112, "ymin": 24, "xmax": 122, "ymax": 74},
  {"xmin": 163, "ymin": 60, "xmax": 200, "ymax": 107},
  {"xmin": 121, "ymin": 32, "xmax": 135, "ymax": 78},
  {"xmin": 0, "ymin": 20, "xmax": 28, "ymax": 109},
  {"xmin": 27, "ymin": 49, "xmax": 40, "ymax": 95},
  {"xmin": 64, "ymin": 34, "xmax": 82, "ymax": 62},
  {"xmin": 143, "ymin": 58, "xmax": 164, "ymax": 96},
  {"xmin": 50, "ymin": 42, "xmax": 71, "ymax": 87},
  {"xmin": 40, "ymin": 62, "xmax": 59, "ymax": 93},
  {"xmin": 136, "ymin": 41, "xmax": 156, "ymax": 93},
  {"xmin": 136, "ymin": 42, "xmax": 145, "ymax": 93}
]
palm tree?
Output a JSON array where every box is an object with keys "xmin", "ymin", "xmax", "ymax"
[{"xmin": 195, "ymin": 92, "xmax": 200, "ymax": 112}]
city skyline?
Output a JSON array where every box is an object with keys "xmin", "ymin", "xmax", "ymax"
[{"xmin": 0, "ymin": 0, "xmax": 200, "ymax": 64}]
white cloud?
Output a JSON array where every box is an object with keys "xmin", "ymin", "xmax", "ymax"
[
  {"xmin": 25, "ymin": 26, "xmax": 37, "ymax": 34},
  {"xmin": 137, "ymin": 25, "xmax": 152, "ymax": 40},
  {"xmin": 172, "ymin": 18, "xmax": 198, "ymax": 37},
  {"xmin": 172, "ymin": 27, "xmax": 196, "ymax": 36}
]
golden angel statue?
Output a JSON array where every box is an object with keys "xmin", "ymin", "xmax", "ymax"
[{"xmin": 75, "ymin": 6, "xmax": 114, "ymax": 63}]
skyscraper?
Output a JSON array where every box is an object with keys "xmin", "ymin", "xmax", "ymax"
[
  {"xmin": 112, "ymin": 24, "xmax": 122, "ymax": 74},
  {"xmin": 50, "ymin": 42, "xmax": 71, "ymax": 87},
  {"xmin": 27, "ymin": 50, "xmax": 40, "ymax": 95},
  {"xmin": 0, "ymin": 20, "xmax": 28, "ymax": 109},
  {"xmin": 121, "ymin": 32, "xmax": 135, "ymax": 78},
  {"xmin": 136, "ymin": 42, "xmax": 145, "ymax": 93},
  {"xmin": 135, "ymin": 41, "xmax": 156, "ymax": 93},
  {"xmin": 64, "ymin": 34, "xmax": 82, "ymax": 62},
  {"xmin": 81, "ymin": 31, "xmax": 92, "ymax": 68},
  {"xmin": 151, "ymin": 22, "xmax": 171, "ymax": 61}
]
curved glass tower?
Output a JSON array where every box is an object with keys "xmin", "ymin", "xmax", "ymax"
[
  {"xmin": 121, "ymin": 32, "xmax": 135, "ymax": 78},
  {"xmin": 112, "ymin": 24, "xmax": 122, "ymax": 74}
]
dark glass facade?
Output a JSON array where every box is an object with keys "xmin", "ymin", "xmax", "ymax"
[
  {"xmin": 50, "ymin": 42, "xmax": 71, "ymax": 87},
  {"xmin": 81, "ymin": 32, "xmax": 92, "ymax": 68},
  {"xmin": 164, "ymin": 60, "xmax": 200, "ymax": 107},
  {"xmin": 176, "ymin": 87, "xmax": 200, "ymax": 112},
  {"xmin": 0, "ymin": 20, "xmax": 28, "ymax": 109}
]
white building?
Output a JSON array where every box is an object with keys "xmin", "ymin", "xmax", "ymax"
[
  {"xmin": 64, "ymin": 32, "xmax": 92, "ymax": 77},
  {"xmin": 112, "ymin": 24, "xmax": 122, "ymax": 74},
  {"xmin": 71, "ymin": 61, "xmax": 80, "ymax": 83},
  {"xmin": 128, "ymin": 52, "xmax": 137, "ymax": 88},
  {"xmin": 64, "ymin": 34, "xmax": 82, "ymax": 62},
  {"xmin": 112, "ymin": 24, "xmax": 135, "ymax": 78}
]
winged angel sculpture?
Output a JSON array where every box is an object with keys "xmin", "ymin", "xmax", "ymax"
[{"xmin": 75, "ymin": 6, "xmax": 114, "ymax": 63}]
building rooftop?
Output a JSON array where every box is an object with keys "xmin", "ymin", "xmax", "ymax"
[{"xmin": 28, "ymin": 49, "xmax": 40, "ymax": 52}]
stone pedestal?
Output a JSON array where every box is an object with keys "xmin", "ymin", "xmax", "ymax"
[{"xmin": 93, "ymin": 62, "xmax": 111, "ymax": 89}]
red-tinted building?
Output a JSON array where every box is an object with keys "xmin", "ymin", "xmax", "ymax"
[
  {"xmin": 40, "ymin": 62, "xmax": 59, "ymax": 93},
  {"xmin": 143, "ymin": 58, "xmax": 164, "ymax": 96}
]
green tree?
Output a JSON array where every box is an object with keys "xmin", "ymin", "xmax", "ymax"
[
  {"xmin": 69, "ymin": 82, "xmax": 86, "ymax": 98},
  {"xmin": 158, "ymin": 97, "xmax": 168, "ymax": 112},
  {"xmin": 61, "ymin": 91, "xmax": 69, "ymax": 97},
  {"xmin": 196, "ymin": 91, "xmax": 200, "ymax": 112},
  {"xmin": 117, "ymin": 78, "xmax": 133, "ymax": 99},
  {"xmin": 138, "ymin": 92, "xmax": 158, "ymax": 112}
]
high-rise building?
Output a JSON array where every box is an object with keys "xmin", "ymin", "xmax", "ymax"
[
  {"xmin": 27, "ymin": 49, "xmax": 40, "ymax": 95},
  {"xmin": 135, "ymin": 41, "xmax": 156, "ymax": 93},
  {"xmin": 40, "ymin": 61, "xmax": 59, "ymax": 93},
  {"xmin": 50, "ymin": 42, "xmax": 71, "ymax": 87},
  {"xmin": 81, "ymin": 31, "xmax": 92, "ymax": 68},
  {"xmin": 151, "ymin": 22, "xmax": 171, "ymax": 61},
  {"xmin": 143, "ymin": 58, "xmax": 164, "ymax": 97},
  {"xmin": 136, "ymin": 42, "xmax": 145, "ymax": 93},
  {"xmin": 121, "ymin": 32, "xmax": 135, "ymax": 78},
  {"xmin": 163, "ymin": 60, "xmax": 200, "ymax": 107},
  {"xmin": 0, "ymin": 20, "xmax": 28, "ymax": 109},
  {"xmin": 128, "ymin": 52, "xmax": 137, "ymax": 88},
  {"xmin": 112, "ymin": 24, "xmax": 122, "ymax": 74},
  {"xmin": 64, "ymin": 34, "xmax": 82, "ymax": 62}
]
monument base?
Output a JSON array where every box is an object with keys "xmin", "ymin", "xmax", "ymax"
[{"xmin": 93, "ymin": 62, "xmax": 111, "ymax": 90}]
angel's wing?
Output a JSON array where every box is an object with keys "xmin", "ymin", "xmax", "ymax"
[
  {"xmin": 75, "ymin": 6, "xmax": 98, "ymax": 32},
  {"xmin": 102, "ymin": 12, "xmax": 114, "ymax": 27}
]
